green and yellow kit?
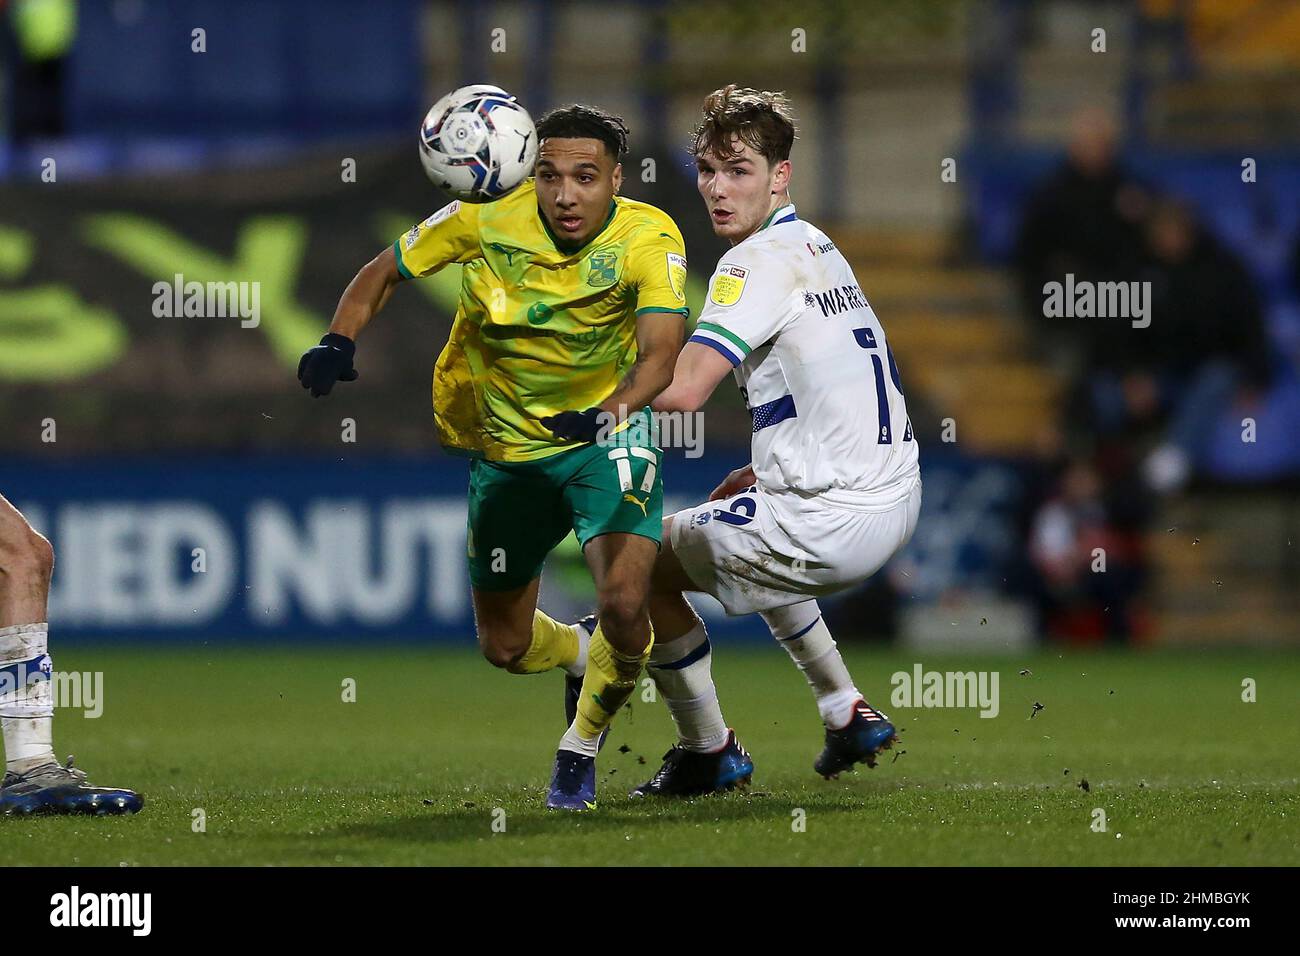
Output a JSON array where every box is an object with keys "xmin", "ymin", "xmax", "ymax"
[{"xmin": 393, "ymin": 179, "xmax": 689, "ymax": 589}]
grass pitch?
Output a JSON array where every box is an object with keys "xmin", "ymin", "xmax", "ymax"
[{"xmin": 6, "ymin": 643, "xmax": 1298, "ymax": 866}]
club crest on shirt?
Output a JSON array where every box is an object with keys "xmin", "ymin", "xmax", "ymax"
[
  {"xmin": 586, "ymin": 249, "xmax": 619, "ymax": 287},
  {"xmin": 710, "ymin": 264, "xmax": 748, "ymax": 306},
  {"xmin": 666, "ymin": 253, "xmax": 687, "ymax": 302}
]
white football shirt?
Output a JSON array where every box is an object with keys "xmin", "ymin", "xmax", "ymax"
[{"xmin": 689, "ymin": 204, "xmax": 920, "ymax": 510}]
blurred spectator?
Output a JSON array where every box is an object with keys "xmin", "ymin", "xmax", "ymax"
[
  {"xmin": 1068, "ymin": 199, "xmax": 1274, "ymax": 491},
  {"xmin": 1027, "ymin": 459, "xmax": 1147, "ymax": 644},
  {"xmin": 1, "ymin": 0, "xmax": 77, "ymax": 143},
  {"xmin": 1016, "ymin": 108, "xmax": 1277, "ymax": 491},
  {"xmin": 1139, "ymin": 200, "xmax": 1274, "ymax": 490},
  {"xmin": 1012, "ymin": 114, "xmax": 1281, "ymax": 644},
  {"xmin": 1143, "ymin": 201, "xmax": 1271, "ymax": 387},
  {"xmin": 1013, "ymin": 107, "xmax": 1151, "ymax": 332},
  {"xmin": 1014, "ymin": 109, "xmax": 1274, "ymax": 490}
]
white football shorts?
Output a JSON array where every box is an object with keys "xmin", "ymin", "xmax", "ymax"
[{"xmin": 669, "ymin": 477, "xmax": 922, "ymax": 616}]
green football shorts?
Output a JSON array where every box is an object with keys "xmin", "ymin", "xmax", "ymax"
[{"xmin": 466, "ymin": 418, "xmax": 664, "ymax": 591}]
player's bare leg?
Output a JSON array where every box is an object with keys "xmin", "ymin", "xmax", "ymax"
[
  {"xmin": 471, "ymin": 578, "xmax": 540, "ymax": 668},
  {"xmin": 471, "ymin": 577, "xmax": 587, "ymax": 678},
  {"xmin": 564, "ymin": 532, "xmax": 656, "ymax": 743},
  {"xmin": 0, "ymin": 494, "xmax": 141, "ymax": 815},
  {"xmin": 547, "ymin": 532, "xmax": 656, "ymax": 810}
]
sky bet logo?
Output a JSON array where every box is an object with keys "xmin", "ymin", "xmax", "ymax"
[{"xmin": 49, "ymin": 886, "xmax": 152, "ymax": 936}]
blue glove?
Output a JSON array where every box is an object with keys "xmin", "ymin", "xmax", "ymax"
[
  {"xmin": 541, "ymin": 407, "xmax": 605, "ymax": 443},
  {"xmin": 298, "ymin": 333, "xmax": 358, "ymax": 397}
]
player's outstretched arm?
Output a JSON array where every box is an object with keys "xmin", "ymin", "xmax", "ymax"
[
  {"xmin": 651, "ymin": 341, "xmax": 733, "ymax": 414},
  {"xmin": 298, "ymin": 246, "xmax": 404, "ymax": 398},
  {"xmin": 331, "ymin": 245, "xmax": 404, "ymax": 339},
  {"xmin": 602, "ymin": 310, "xmax": 685, "ymax": 417}
]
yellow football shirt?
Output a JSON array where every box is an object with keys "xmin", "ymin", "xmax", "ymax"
[{"xmin": 393, "ymin": 180, "xmax": 689, "ymax": 461}]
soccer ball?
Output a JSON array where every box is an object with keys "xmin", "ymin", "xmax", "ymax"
[{"xmin": 418, "ymin": 84, "xmax": 537, "ymax": 202}]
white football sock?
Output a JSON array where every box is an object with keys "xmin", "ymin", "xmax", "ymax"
[
  {"xmin": 761, "ymin": 602, "xmax": 861, "ymax": 729},
  {"xmin": 558, "ymin": 721, "xmax": 602, "ymax": 758},
  {"xmin": 0, "ymin": 623, "xmax": 57, "ymax": 774},
  {"xmin": 648, "ymin": 622, "xmax": 729, "ymax": 753},
  {"xmin": 562, "ymin": 621, "xmax": 588, "ymax": 679}
]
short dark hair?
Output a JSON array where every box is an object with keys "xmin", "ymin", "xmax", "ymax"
[
  {"xmin": 535, "ymin": 104, "xmax": 630, "ymax": 160},
  {"xmin": 691, "ymin": 85, "xmax": 796, "ymax": 165}
]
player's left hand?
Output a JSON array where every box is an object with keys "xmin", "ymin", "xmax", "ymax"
[
  {"xmin": 297, "ymin": 333, "xmax": 359, "ymax": 398},
  {"xmin": 541, "ymin": 407, "xmax": 604, "ymax": 443}
]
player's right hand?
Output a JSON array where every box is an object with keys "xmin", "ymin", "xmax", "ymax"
[
  {"xmin": 709, "ymin": 464, "xmax": 757, "ymax": 501},
  {"xmin": 297, "ymin": 333, "xmax": 359, "ymax": 398}
]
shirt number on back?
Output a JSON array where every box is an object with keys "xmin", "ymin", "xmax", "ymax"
[{"xmin": 852, "ymin": 327, "xmax": 912, "ymax": 444}]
